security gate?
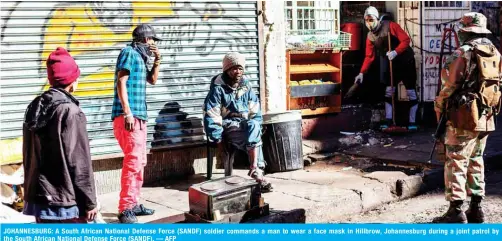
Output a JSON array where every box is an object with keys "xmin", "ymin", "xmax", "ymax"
[{"xmin": 0, "ymin": 1, "xmax": 261, "ymax": 164}]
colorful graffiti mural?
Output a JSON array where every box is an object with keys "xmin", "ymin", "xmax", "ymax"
[
  {"xmin": 40, "ymin": 2, "xmax": 174, "ymax": 97},
  {"xmin": 0, "ymin": 1, "xmax": 260, "ymax": 164}
]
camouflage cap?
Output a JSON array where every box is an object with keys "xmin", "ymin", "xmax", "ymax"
[{"xmin": 458, "ymin": 12, "xmax": 491, "ymax": 34}]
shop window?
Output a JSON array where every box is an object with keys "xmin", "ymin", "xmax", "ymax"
[{"xmin": 285, "ymin": 1, "xmax": 339, "ymax": 34}]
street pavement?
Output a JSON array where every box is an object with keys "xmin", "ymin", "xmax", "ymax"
[
  {"xmin": 97, "ymin": 116, "xmax": 502, "ymax": 224},
  {"xmin": 98, "ymin": 159, "xmax": 427, "ymax": 223},
  {"xmin": 330, "ymin": 169, "xmax": 502, "ymax": 223}
]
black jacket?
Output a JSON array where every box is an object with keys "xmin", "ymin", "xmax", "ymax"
[{"xmin": 23, "ymin": 88, "xmax": 97, "ymax": 213}]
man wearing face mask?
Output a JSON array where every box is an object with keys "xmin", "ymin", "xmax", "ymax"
[
  {"xmin": 355, "ymin": 6, "xmax": 419, "ymax": 131},
  {"xmin": 22, "ymin": 48, "xmax": 98, "ymax": 223},
  {"xmin": 203, "ymin": 52, "xmax": 273, "ymax": 192},
  {"xmin": 111, "ymin": 24, "xmax": 161, "ymax": 223}
]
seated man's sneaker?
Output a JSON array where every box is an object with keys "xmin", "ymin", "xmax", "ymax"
[
  {"xmin": 248, "ymin": 168, "xmax": 262, "ymax": 181},
  {"xmin": 248, "ymin": 168, "xmax": 273, "ymax": 193},
  {"xmin": 132, "ymin": 204, "xmax": 155, "ymax": 216},
  {"xmin": 118, "ymin": 209, "xmax": 137, "ymax": 224},
  {"xmin": 259, "ymin": 179, "xmax": 273, "ymax": 193}
]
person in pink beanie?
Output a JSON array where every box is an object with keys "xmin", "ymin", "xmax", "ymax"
[{"xmin": 22, "ymin": 47, "xmax": 98, "ymax": 223}]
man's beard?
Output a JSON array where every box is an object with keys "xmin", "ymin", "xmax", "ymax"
[
  {"xmin": 229, "ymin": 77, "xmax": 240, "ymax": 86},
  {"xmin": 225, "ymin": 73, "xmax": 241, "ymax": 86}
]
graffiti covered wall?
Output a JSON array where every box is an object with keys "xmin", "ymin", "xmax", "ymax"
[{"xmin": 0, "ymin": 1, "xmax": 260, "ymax": 165}]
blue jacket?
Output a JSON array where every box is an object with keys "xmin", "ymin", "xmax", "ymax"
[{"xmin": 203, "ymin": 73, "xmax": 262, "ymax": 142}]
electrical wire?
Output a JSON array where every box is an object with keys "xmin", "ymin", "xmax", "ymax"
[
  {"xmin": 400, "ymin": 18, "xmax": 459, "ymax": 96},
  {"xmin": 403, "ymin": 18, "xmax": 459, "ymax": 55},
  {"xmin": 404, "ymin": 18, "xmax": 460, "ymax": 26},
  {"xmin": 403, "ymin": 9, "xmax": 461, "ymax": 101}
]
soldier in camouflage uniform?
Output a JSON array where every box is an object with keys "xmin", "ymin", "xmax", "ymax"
[{"xmin": 433, "ymin": 12, "xmax": 501, "ymax": 223}]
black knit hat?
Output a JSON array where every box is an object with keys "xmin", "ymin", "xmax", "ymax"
[{"xmin": 132, "ymin": 24, "xmax": 161, "ymax": 41}]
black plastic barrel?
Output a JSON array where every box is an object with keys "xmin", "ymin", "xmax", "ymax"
[{"xmin": 262, "ymin": 111, "xmax": 303, "ymax": 173}]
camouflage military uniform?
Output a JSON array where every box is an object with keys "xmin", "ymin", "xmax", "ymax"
[
  {"xmin": 434, "ymin": 42, "xmax": 493, "ymax": 202},
  {"xmin": 433, "ymin": 11, "xmax": 499, "ymax": 224}
]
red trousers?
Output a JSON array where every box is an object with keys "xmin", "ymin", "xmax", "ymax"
[{"xmin": 113, "ymin": 116, "xmax": 147, "ymax": 212}]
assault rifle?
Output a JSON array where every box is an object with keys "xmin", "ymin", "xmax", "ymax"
[
  {"xmin": 427, "ymin": 112, "xmax": 448, "ymax": 163},
  {"xmin": 428, "ymin": 89, "xmax": 470, "ymax": 163}
]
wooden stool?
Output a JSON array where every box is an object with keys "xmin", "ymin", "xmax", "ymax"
[{"xmin": 206, "ymin": 136, "xmax": 236, "ymax": 180}]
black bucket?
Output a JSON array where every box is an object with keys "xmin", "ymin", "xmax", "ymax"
[{"xmin": 262, "ymin": 111, "xmax": 303, "ymax": 173}]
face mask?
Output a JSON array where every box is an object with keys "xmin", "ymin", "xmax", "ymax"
[
  {"xmin": 364, "ymin": 16, "xmax": 379, "ymax": 31},
  {"xmin": 137, "ymin": 42, "xmax": 153, "ymax": 56},
  {"xmin": 132, "ymin": 42, "xmax": 153, "ymax": 63}
]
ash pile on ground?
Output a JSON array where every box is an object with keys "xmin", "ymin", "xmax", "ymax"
[{"xmin": 338, "ymin": 129, "xmax": 393, "ymax": 148}]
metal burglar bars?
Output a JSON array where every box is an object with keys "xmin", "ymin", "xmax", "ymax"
[
  {"xmin": 284, "ymin": 1, "xmax": 349, "ymax": 54},
  {"xmin": 285, "ymin": 1, "xmax": 339, "ymax": 34}
]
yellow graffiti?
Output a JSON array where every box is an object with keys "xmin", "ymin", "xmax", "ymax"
[
  {"xmin": 0, "ymin": 138, "xmax": 23, "ymax": 166},
  {"xmin": 41, "ymin": 1, "xmax": 175, "ymax": 97},
  {"xmin": 74, "ymin": 67, "xmax": 116, "ymax": 97}
]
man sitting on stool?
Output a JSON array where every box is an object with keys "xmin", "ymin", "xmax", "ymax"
[{"xmin": 203, "ymin": 52, "xmax": 273, "ymax": 192}]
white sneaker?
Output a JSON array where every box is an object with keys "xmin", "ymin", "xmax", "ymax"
[
  {"xmin": 91, "ymin": 200, "xmax": 107, "ymax": 223},
  {"xmin": 93, "ymin": 212, "xmax": 107, "ymax": 224}
]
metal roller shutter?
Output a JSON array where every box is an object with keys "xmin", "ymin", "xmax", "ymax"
[{"xmin": 0, "ymin": 1, "xmax": 261, "ymax": 164}]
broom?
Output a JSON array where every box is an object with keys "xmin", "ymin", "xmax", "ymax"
[
  {"xmin": 344, "ymin": 82, "xmax": 360, "ymax": 100},
  {"xmin": 382, "ymin": 34, "xmax": 408, "ymax": 134}
]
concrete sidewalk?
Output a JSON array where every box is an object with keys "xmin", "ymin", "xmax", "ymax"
[
  {"xmin": 339, "ymin": 126, "xmax": 502, "ymax": 168},
  {"xmin": 98, "ymin": 117, "xmax": 502, "ymax": 224},
  {"xmin": 98, "ymin": 161, "xmax": 428, "ymax": 224},
  {"xmin": 304, "ymin": 121, "xmax": 502, "ymax": 169}
]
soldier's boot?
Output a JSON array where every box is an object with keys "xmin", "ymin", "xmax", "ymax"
[
  {"xmin": 465, "ymin": 196, "xmax": 484, "ymax": 223},
  {"xmin": 432, "ymin": 200, "xmax": 467, "ymax": 223}
]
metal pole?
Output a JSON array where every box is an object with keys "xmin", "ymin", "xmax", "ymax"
[
  {"xmin": 388, "ymin": 34, "xmax": 396, "ymax": 126},
  {"xmin": 419, "ymin": 1, "xmax": 425, "ymax": 122}
]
